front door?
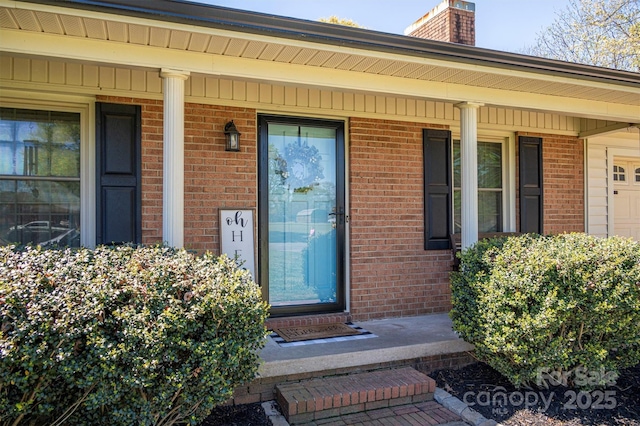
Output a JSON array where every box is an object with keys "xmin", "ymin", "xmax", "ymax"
[{"xmin": 258, "ymin": 115, "xmax": 346, "ymax": 316}]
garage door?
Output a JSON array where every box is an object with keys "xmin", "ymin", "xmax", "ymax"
[{"xmin": 613, "ymin": 160, "xmax": 640, "ymax": 240}]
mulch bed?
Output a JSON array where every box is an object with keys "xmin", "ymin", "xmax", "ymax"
[
  {"xmin": 199, "ymin": 362, "xmax": 640, "ymax": 426},
  {"xmin": 432, "ymin": 362, "xmax": 640, "ymax": 425},
  {"xmin": 199, "ymin": 402, "xmax": 270, "ymax": 426}
]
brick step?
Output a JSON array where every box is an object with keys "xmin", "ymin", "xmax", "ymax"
[{"xmin": 275, "ymin": 366, "xmax": 436, "ymax": 424}]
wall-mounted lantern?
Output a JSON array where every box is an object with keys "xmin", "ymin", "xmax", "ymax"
[{"xmin": 224, "ymin": 120, "xmax": 241, "ymax": 152}]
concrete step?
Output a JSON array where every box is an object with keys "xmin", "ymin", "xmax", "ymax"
[{"xmin": 275, "ymin": 366, "xmax": 436, "ymax": 424}]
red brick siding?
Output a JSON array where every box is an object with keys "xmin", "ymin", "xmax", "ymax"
[
  {"xmin": 408, "ymin": 10, "xmax": 449, "ymax": 41},
  {"xmin": 516, "ymin": 132, "xmax": 584, "ymax": 234},
  {"xmin": 408, "ymin": 8, "xmax": 475, "ymax": 46},
  {"xmin": 183, "ymin": 103, "xmax": 256, "ymax": 253},
  {"xmin": 94, "ymin": 98, "xmax": 584, "ymax": 321},
  {"xmin": 450, "ymin": 8, "xmax": 475, "ymax": 46},
  {"xmin": 266, "ymin": 313, "xmax": 353, "ymax": 330},
  {"xmin": 96, "ymin": 96, "xmax": 257, "ymax": 252},
  {"xmin": 349, "ymin": 118, "xmax": 453, "ymax": 321}
]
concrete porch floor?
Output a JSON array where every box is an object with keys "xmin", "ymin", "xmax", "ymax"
[
  {"xmin": 259, "ymin": 313, "xmax": 474, "ymax": 379},
  {"xmin": 255, "ymin": 313, "xmax": 477, "ymax": 425}
]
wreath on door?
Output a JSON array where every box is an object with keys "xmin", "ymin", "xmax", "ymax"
[{"xmin": 284, "ymin": 141, "xmax": 324, "ymax": 191}]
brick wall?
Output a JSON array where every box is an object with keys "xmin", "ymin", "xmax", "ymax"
[
  {"xmin": 408, "ymin": 10, "xmax": 448, "ymax": 41},
  {"xmin": 96, "ymin": 96, "xmax": 257, "ymax": 252},
  {"xmin": 541, "ymin": 134, "xmax": 585, "ymax": 234},
  {"xmin": 349, "ymin": 118, "xmax": 453, "ymax": 321},
  {"xmin": 407, "ymin": 7, "xmax": 475, "ymax": 46},
  {"xmin": 449, "ymin": 8, "xmax": 475, "ymax": 46},
  {"xmin": 95, "ymin": 97, "xmax": 584, "ymax": 322},
  {"xmin": 183, "ymin": 103, "xmax": 256, "ymax": 253},
  {"xmin": 516, "ymin": 132, "xmax": 585, "ymax": 234}
]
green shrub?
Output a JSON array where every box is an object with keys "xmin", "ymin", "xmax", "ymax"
[
  {"xmin": 0, "ymin": 245, "xmax": 269, "ymax": 426},
  {"xmin": 450, "ymin": 233, "xmax": 640, "ymax": 388},
  {"xmin": 449, "ymin": 236, "xmax": 512, "ymax": 345}
]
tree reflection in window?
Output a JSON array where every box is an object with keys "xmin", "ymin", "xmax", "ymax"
[
  {"xmin": 0, "ymin": 107, "xmax": 80, "ymax": 247},
  {"xmin": 453, "ymin": 141, "xmax": 503, "ymax": 233}
]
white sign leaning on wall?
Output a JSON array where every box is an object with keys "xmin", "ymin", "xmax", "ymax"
[{"xmin": 219, "ymin": 209, "xmax": 255, "ymax": 279}]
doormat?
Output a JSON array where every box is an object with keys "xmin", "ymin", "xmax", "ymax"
[
  {"xmin": 269, "ymin": 323, "xmax": 376, "ymax": 347},
  {"xmin": 273, "ymin": 323, "xmax": 363, "ymax": 343}
]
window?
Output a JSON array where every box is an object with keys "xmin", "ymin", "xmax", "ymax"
[
  {"xmin": 635, "ymin": 167, "xmax": 640, "ymax": 183},
  {"xmin": 453, "ymin": 140, "xmax": 503, "ymax": 233},
  {"xmin": 0, "ymin": 107, "xmax": 80, "ymax": 247},
  {"xmin": 613, "ymin": 165, "xmax": 626, "ymax": 182},
  {"xmin": 424, "ymin": 131, "xmax": 515, "ymax": 249}
]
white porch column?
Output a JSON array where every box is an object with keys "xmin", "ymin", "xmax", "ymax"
[
  {"xmin": 457, "ymin": 102, "xmax": 483, "ymax": 249},
  {"xmin": 160, "ymin": 68, "xmax": 190, "ymax": 248}
]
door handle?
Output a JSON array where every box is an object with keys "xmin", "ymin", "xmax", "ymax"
[{"xmin": 328, "ymin": 207, "xmax": 345, "ymax": 224}]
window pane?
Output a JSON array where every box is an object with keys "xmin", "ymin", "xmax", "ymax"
[
  {"xmin": 453, "ymin": 190, "xmax": 503, "ymax": 233},
  {"xmin": 478, "ymin": 142, "xmax": 502, "ymax": 188},
  {"xmin": 0, "ymin": 107, "xmax": 80, "ymax": 177},
  {"xmin": 453, "ymin": 141, "xmax": 502, "ymax": 189},
  {"xmin": 478, "ymin": 191, "xmax": 502, "ymax": 232},
  {"xmin": 1, "ymin": 108, "xmax": 80, "ymax": 247},
  {"xmin": 266, "ymin": 123, "xmax": 337, "ymax": 306},
  {"xmin": 453, "ymin": 140, "xmax": 503, "ymax": 233},
  {"xmin": 453, "ymin": 143, "xmax": 460, "ymax": 187},
  {"xmin": 0, "ymin": 179, "xmax": 80, "ymax": 247}
]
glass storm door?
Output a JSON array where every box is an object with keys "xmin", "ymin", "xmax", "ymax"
[{"xmin": 258, "ymin": 115, "xmax": 345, "ymax": 316}]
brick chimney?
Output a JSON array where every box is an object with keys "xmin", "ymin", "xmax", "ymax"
[{"xmin": 404, "ymin": 0, "xmax": 476, "ymax": 46}]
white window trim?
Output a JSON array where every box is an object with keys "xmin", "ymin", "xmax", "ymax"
[
  {"xmin": 505, "ymin": 133, "xmax": 516, "ymax": 232},
  {"xmin": 0, "ymin": 91, "xmax": 96, "ymax": 247},
  {"xmin": 451, "ymin": 133, "xmax": 516, "ymax": 233}
]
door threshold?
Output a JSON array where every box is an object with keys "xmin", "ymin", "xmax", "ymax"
[{"xmin": 265, "ymin": 312, "xmax": 352, "ymax": 330}]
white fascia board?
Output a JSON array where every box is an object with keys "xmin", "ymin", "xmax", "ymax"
[{"xmin": 2, "ymin": 27, "xmax": 639, "ymax": 122}]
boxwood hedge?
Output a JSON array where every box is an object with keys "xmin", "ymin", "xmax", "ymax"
[
  {"xmin": 0, "ymin": 245, "xmax": 269, "ymax": 426},
  {"xmin": 450, "ymin": 233, "xmax": 640, "ymax": 388}
]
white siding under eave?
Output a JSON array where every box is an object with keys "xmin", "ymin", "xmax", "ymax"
[
  {"xmin": 0, "ymin": 55, "xmax": 583, "ymax": 133},
  {"xmin": 580, "ymin": 118, "xmax": 622, "ymax": 134},
  {"xmin": 0, "ymin": 57, "xmax": 164, "ymax": 94}
]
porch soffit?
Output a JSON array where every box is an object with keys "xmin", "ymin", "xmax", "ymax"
[{"xmin": 1, "ymin": 3, "xmax": 639, "ymax": 111}]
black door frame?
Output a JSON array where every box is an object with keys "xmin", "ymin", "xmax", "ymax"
[{"xmin": 258, "ymin": 114, "xmax": 346, "ymax": 317}]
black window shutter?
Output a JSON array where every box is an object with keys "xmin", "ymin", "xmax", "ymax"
[
  {"xmin": 423, "ymin": 129, "xmax": 452, "ymax": 250},
  {"xmin": 96, "ymin": 102, "xmax": 142, "ymax": 245},
  {"xmin": 519, "ymin": 136, "xmax": 543, "ymax": 234}
]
